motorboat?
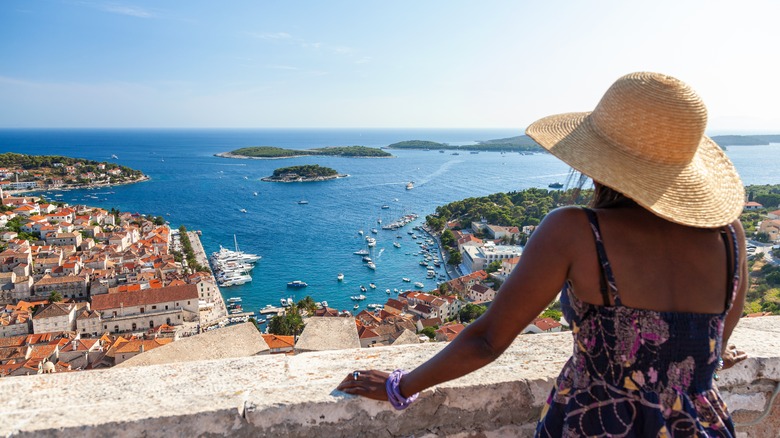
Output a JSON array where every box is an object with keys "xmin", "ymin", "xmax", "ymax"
[
  {"xmin": 350, "ymin": 294, "xmax": 366, "ymax": 301},
  {"xmin": 369, "ymin": 283, "xmax": 376, "ymax": 289},
  {"xmin": 360, "ymin": 285, "xmax": 367, "ymax": 292},
  {"xmin": 406, "ymin": 182, "xmax": 414, "ymax": 190},
  {"xmin": 354, "ymin": 249, "xmax": 369, "ymax": 256},
  {"xmin": 337, "ymin": 273, "xmax": 344, "ymax": 281},
  {"xmin": 393, "ymin": 242, "xmax": 401, "ymax": 248},
  {"xmin": 367, "ymin": 262, "xmax": 376, "ymax": 270},
  {"xmin": 287, "ymin": 280, "xmax": 308, "ymax": 288},
  {"xmin": 414, "ymin": 282, "xmax": 425, "ymax": 288},
  {"xmin": 402, "ymin": 277, "xmax": 411, "ymax": 282}
]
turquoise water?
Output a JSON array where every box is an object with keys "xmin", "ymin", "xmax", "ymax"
[{"xmin": 0, "ymin": 129, "xmax": 777, "ymax": 314}]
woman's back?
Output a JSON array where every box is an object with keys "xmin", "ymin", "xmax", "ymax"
[
  {"xmin": 564, "ymin": 203, "xmax": 733, "ymax": 314},
  {"xmin": 536, "ymin": 206, "xmax": 740, "ymax": 437}
]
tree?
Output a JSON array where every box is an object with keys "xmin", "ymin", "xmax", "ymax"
[
  {"xmin": 440, "ymin": 229, "xmax": 455, "ymax": 248},
  {"xmin": 48, "ymin": 291, "xmax": 63, "ymax": 303},
  {"xmin": 485, "ymin": 260, "xmax": 502, "ymax": 274},
  {"xmin": 420, "ymin": 326, "xmax": 437, "ymax": 340},
  {"xmin": 447, "ymin": 249, "xmax": 462, "ymax": 266},
  {"xmin": 296, "ymin": 296, "xmax": 318, "ymax": 315},
  {"xmin": 268, "ymin": 312, "xmax": 304, "ymax": 336},
  {"xmin": 755, "ymin": 232, "xmax": 771, "ymax": 243},
  {"xmin": 438, "ymin": 282, "xmax": 451, "ymax": 295},
  {"xmin": 459, "ymin": 303, "xmax": 487, "ymax": 323},
  {"xmin": 541, "ymin": 308, "xmax": 563, "ymax": 321}
]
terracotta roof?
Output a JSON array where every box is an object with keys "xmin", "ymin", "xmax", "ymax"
[
  {"xmin": 532, "ymin": 317, "xmax": 562, "ymax": 331},
  {"xmin": 260, "ymin": 334, "xmax": 294, "ymax": 349},
  {"xmin": 114, "ymin": 338, "xmax": 173, "ymax": 354},
  {"xmin": 91, "ymin": 284, "xmax": 198, "ymax": 310},
  {"xmin": 34, "ymin": 275, "xmax": 86, "ymax": 286},
  {"xmin": 32, "ymin": 303, "xmax": 75, "ymax": 320}
]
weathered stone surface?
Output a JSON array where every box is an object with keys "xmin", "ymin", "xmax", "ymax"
[
  {"xmin": 295, "ymin": 316, "xmax": 360, "ymax": 352},
  {"xmin": 117, "ymin": 322, "xmax": 269, "ymax": 368},
  {"xmin": 0, "ymin": 317, "xmax": 777, "ymax": 437}
]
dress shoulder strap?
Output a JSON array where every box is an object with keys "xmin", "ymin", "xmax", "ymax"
[
  {"xmin": 720, "ymin": 224, "xmax": 740, "ymax": 314},
  {"xmin": 582, "ymin": 208, "xmax": 621, "ymax": 306}
]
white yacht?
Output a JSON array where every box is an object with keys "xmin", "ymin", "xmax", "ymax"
[{"xmin": 337, "ymin": 273, "xmax": 344, "ymax": 281}]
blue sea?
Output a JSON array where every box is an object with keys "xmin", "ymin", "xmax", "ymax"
[{"xmin": 0, "ymin": 128, "xmax": 777, "ymax": 315}]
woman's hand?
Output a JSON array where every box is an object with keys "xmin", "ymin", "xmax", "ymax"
[
  {"xmin": 721, "ymin": 344, "xmax": 747, "ymax": 370},
  {"xmin": 336, "ymin": 370, "xmax": 390, "ymax": 401}
]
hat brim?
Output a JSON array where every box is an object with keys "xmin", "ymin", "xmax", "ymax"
[{"xmin": 527, "ymin": 112, "xmax": 744, "ymax": 228}]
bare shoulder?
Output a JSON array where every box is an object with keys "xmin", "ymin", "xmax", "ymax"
[{"xmin": 527, "ymin": 206, "xmax": 589, "ymax": 253}]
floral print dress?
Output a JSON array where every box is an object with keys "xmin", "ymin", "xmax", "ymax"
[{"xmin": 536, "ymin": 208, "xmax": 738, "ymax": 437}]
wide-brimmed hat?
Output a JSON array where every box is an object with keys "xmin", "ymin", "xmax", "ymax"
[{"xmin": 526, "ymin": 72, "xmax": 744, "ymax": 228}]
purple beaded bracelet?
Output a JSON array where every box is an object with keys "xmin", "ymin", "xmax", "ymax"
[{"xmin": 385, "ymin": 369, "xmax": 419, "ymax": 410}]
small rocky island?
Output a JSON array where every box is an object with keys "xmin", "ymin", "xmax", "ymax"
[
  {"xmin": 261, "ymin": 164, "xmax": 348, "ymax": 182},
  {"xmin": 217, "ymin": 145, "xmax": 392, "ymax": 159}
]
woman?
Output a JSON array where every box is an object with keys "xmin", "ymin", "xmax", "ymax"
[{"xmin": 337, "ymin": 72, "xmax": 748, "ymax": 436}]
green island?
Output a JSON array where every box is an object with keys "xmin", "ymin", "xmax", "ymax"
[
  {"xmin": 216, "ymin": 145, "xmax": 392, "ymax": 159},
  {"xmin": 261, "ymin": 164, "xmax": 348, "ymax": 182},
  {"xmin": 426, "ymin": 185, "xmax": 780, "ymax": 316},
  {"xmin": 712, "ymin": 135, "xmax": 780, "ymax": 147},
  {"xmin": 0, "ymin": 152, "xmax": 147, "ymax": 191},
  {"xmin": 386, "ymin": 136, "xmax": 543, "ymax": 152}
]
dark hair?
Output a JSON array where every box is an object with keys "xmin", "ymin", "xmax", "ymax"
[
  {"xmin": 590, "ymin": 182, "xmax": 632, "ymax": 208},
  {"xmin": 562, "ymin": 169, "xmax": 632, "ymax": 208}
]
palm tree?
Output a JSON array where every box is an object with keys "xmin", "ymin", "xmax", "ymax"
[{"xmin": 48, "ymin": 290, "xmax": 63, "ymax": 303}]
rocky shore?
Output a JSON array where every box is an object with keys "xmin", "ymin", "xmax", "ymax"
[{"xmin": 260, "ymin": 174, "xmax": 349, "ymax": 183}]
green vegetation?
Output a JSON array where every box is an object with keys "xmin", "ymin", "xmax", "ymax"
[
  {"xmin": 0, "ymin": 152, "xmax": 144, "ymax": 180},
  {"xmin": 420, "ymin": 326, "xmax": 437, "ymax": 339},
  {"xmin": 426, "ymin": 188, "xmax": 591, "ymax": 232},
  {"xmin": 386, "ymin": 136, "xmax": 543, "ymax": 152},
  {"xmin": 272, "ymin": 164, "xmax": 338, "ymax": 178},
  {"xmin": 459, "ymin": 303, "xmax": 487, "ymax": 323},
  {"xmin": 296, "ymin": 296, "xmax": 318, "ymax": 315},
  {"xmin": 177, "ymin": 225, "xmax": 210, "ymax": 274},
  {"xmin": 48, "ymin": 291, "xmax": 63, "ymax": 303},
  {"xmin": 268, "ymin": 311, "xmax": 304, "ymax": 336},
  {"xmin": 712, "ymin": 135, "xmax": 780, "ymax": 147},
  {"xmin": 227, "ymin": 145, "xmax": 391, "ymax": 158},
  {"xmin": 746, "ymin": 260, "xmax": 780, "ymax": 315}
]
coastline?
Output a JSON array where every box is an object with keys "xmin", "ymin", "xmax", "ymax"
[
  {"xmin": 215, "ymin": 152, "xmax": 394, "ymax": 160},
  {"xmin": 12, "ymin": 175, "xmax": 151, "ymax": 195},
  {"xmin": 260, "ymin": 174, "xmax": 349, "ymax": 183}
]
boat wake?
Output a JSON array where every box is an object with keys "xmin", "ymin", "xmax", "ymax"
[{"xmin": 415, "ymin": 159, "xmax": 463, "ymax": 187}]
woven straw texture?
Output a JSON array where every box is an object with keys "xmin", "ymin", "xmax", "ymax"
[{"xmin": 526, "ymin": 72, "xmax": 744, "ymax": 228}]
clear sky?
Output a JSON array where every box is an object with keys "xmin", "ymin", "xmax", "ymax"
[{"xmin": 1, "ymin": 0, "xmax": 778, "ymax": 131}]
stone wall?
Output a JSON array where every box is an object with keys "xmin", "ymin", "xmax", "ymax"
[{"xmin": 1, "ymin": 316, "xmax": 779, "ymax": 437}]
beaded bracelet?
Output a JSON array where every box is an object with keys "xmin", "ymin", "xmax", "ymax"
[
  {"xmin": 714, "ymin": 357, "xmax": 724, "ymax": 381},
  {"xmin": 385, "ymin": 369, "xmax": 419, "ymax": 410}
]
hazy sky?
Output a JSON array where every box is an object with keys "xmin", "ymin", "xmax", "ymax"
[{"xmin": 1, "ymin": 0, "xmax": 778, "ymax": 131}]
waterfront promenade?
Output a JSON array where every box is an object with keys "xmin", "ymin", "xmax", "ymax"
[{"xmin": 187, "ymin": 231, "xmax": 229, "ymax": 328}]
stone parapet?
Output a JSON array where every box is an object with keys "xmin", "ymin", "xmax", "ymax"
[{"xmin": 1, "ymin": 316, "xmax": 779, "ymax": 437}]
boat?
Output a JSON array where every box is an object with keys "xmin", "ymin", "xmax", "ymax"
[
  {"xmin": 350, "ymin": 294, "xmax": 366, "ymax": 301},
  {"xmin": 439, "ymin": 150, "xmax": 445, "ymax": 153},
  {"xmin": 406, "ymin": 181, "xmax": 414, "ymax": 190},
  {"xmin": 287, "ymin": 280, "xmax": 308, "ymax": 288},
  {"xmin": 298, "ymin": 199, "xmax": 309, "ymax": 205},
  {"xmin": 369, "ymin": 283, "xmax": 376, "ymax": 289},
  {"xmin": 227, "ymin": 297, "xmax": 242, "ymax": 303},
  {"xmin": 354, "ymin": 249, "xmax": 369, "ymax": 255},
  {"xmin": 239, "ymin": 208, "xmax": 247, "ymax": 213},
  {"xmin": 451, "ymin": 152, "xmax": 460, "ymax": 155},
  {"xmin": 358, "ymin": 230, "xmax": 364, "ymax": 236},
  {"xmin": 371, "ymin": 228, "xmax": 378, "ymax": 234},
  {"xmin": 381, "ymin": 205, "xmax": 390, "ymax": 209},
  {"xmin": 393, "ymin": 241, "xmax": 401, "ymax": 248},
  {"xmin": 470, "ymin": 151, "xmax": 479, "ymax": 154},
  {"xmin": 337, "ymin": 273, "xmax": 344, "ymax": 281},
  {"xmin": 360, "ymin": 285, "xmax": 367, "ymax": 292},
  {"xmin": 548, "ymin": 182, "xmax": 564, "ymax": 189},
  {"xmin": 386, "ymin": 289, "xmax": 391, "ymax": 294},
  {"xmin": 253, "ymin": 192, "xmax": 258, "ymax": 196},
  {"xmin": 419, "ymin": 260, "xmax": 428, "ymax": 266},
  {"xmin": 367, "ymin": 303, "xmax": 384, "ymax": 310},
  {"xmin": 321, "ymin": 300, "xmax": 328, "ymax": 308},
  {"xmin": 110, "ymin": 154, "xmax": 118, "ymax": 159},
  {"xmin": 366, "ymin": 238, "xmax": 376, "ymax": 247},
  {"xmin": 402, "ymin": 277, "xmax": 411, "ymax": 282},
  {"xmin": 354, "ymin": 304, "xmax": 359, "ymax": 310},
  {"xmin": 362, "ymin": 256, "xmax": 372, "ymax": 263},
  {"xmin": 280, "ymin": 298, "xmax": 288, "ymax": 306},
  {"xmin": 256, "ymin": 318, "xmax": 267, "ymax": 324},
  {"xmin": 414, "ymin": 282, "xmax": 425, "ymax": 288},
  {"xmin": 367, "ymin": 262, "xmax": 376, "ymax": 270}
]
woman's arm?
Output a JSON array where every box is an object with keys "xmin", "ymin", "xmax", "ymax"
[
  {"xmin": 337, "ymin": 207, "xmax": 580, "ymax": 400},
  {"xmin": 721, "ymin": 219, "xmax": 748, "ymax": 369}
]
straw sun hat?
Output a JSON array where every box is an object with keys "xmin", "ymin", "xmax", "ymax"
[{"xmin": 526, "ymin": 71, "xmax": 744, "ymax": 228}]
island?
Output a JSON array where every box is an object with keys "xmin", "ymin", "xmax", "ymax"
[
  {"xmin": 216, "ymin": 145, "xmax": 392, "ymax": 159},
  {"xmin": 0, "ymin": 152, "xmax": 148, "ymax": 192},
  {"xmin": 386, "ymin": 135, "xmax": 543, "ymax": 153},
  {"xmin": 261, "ymin": 164, "xmax": 348, "ymax": 182}
]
